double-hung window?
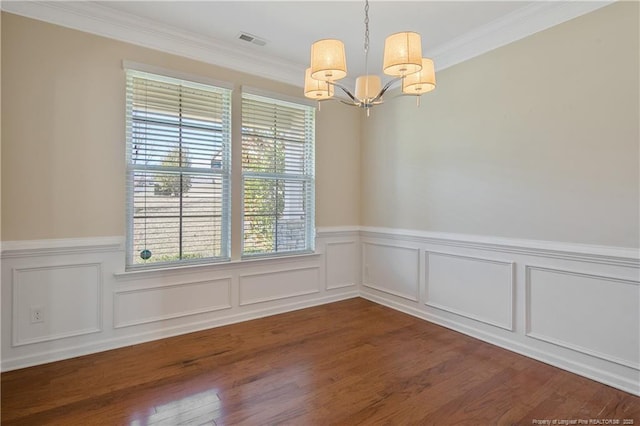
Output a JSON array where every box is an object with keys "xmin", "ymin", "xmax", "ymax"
[
  {"xmin": 241, "ymin": 92, "xmax": 316, "ymax": 256},
  {"xmin": 125, "ymin": 69, "xmax": 232, "ymax": 269}
]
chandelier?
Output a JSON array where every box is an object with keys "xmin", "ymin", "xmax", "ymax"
[{"xmin": 304, "ymin": 0, "xmax": 436, "ymax": 115}]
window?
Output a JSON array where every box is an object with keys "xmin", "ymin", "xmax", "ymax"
[
  {"xmin": 241, "ymin": 92, "xmax": 315, "ymax": 256},
  {"xmin": 125, "ymin": 69, "xmax": 232, "ymax": 269}
]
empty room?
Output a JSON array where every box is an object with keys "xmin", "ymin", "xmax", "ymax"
[{"xmin": 1, "ymin": 0, "xmax": 639, "ymax": 424}]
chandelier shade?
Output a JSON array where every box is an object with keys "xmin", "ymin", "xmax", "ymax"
[
  {"xmin": 402, "ymin": 58, "xmax": 436, "ymax": 95},
  {"xmin": 355, "ymin": 75, "xmax": 382, "ymax": 103},
  {"xmin": 310, "ymin": 39, "xmax": 347, "ymax": 81},
  {"xmin": 383, "ymin": 32, "xmax": 423, "ymax": 76},
  {"xmin": 304, "ymin": 68, "xmax": 334, "ymax": 99}
]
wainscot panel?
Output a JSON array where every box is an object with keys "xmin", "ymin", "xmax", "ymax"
[
  {"xmin": 426, "ymin": 251, "xmax": 514, "ymax": 330},
  {"xmin": 325, "ymin": 240, "xmax": 359, "ymax": 290},
  {"xmin": 12, "ymin": 263, "xmax": 102, "ymax": 346},
  {"xmin": 114, "ymin": 278, "xmax": 233, "ymax": 328},
  {"xmin": 526, "ymin": 265, "xmax": 639, "ymax": 369},
  {"xmin": 362, "ymin": 242, "xmax": 420, "ymax": 302},
  {"xmin": 239, "ymin": 267, "xmax": 320, "ymax": 306}
]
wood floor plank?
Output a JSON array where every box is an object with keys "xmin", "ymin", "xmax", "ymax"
[{"xmin": 2, "ymin": 298, "xmax": 638, "ymax": 425}]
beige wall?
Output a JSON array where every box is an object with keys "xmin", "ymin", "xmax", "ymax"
[
  {"xmin": 316, "ymin": 102, "xmax": 361, "ymax": 229},
  {"xmin": 1, "ymin": 13, "xmax": 361, "ymax": 242},
  {"xmin": 0, "ymin": 12, "xmax": 2, "ymax": 342},
  {"xmin": 3, "ymin": 3, "xmax": 638, "ymax": 249},
  {"xmin": 361, "ymin": 2, "xmax": 639, "ymax": 248}
]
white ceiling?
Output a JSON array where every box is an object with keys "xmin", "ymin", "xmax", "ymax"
[
  {"xmin": 2, "ymin": 1, "xmax": 613, "ymax": 88},
  {"xmin": 95, "ymin": 1, "xmax": 531, "ymax": 76}
]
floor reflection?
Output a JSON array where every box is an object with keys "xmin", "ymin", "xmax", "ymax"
[{"xmin": 128, "ymin": 387, "xmax": 221, "ymax": 425}]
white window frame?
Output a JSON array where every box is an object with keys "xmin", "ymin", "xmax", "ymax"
[
  {"xmin": 124, "ymin": 64, "xmax": 232, "ymax": 270},
  {"xmin": 240, "ymin": 89, "xmax": 316, "ymax": 258}
]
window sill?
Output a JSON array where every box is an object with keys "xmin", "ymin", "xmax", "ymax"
[
  {"xmin": 113, "ymin": 252, "xmax": 321, "ymax": 281},
  {"xmin": 241, "ymin": 249, "xmax": 315, "ymax": 261}
]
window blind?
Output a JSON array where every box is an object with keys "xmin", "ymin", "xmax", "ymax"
[
  {"xmin": 125, "ymin": 70, "xmax": 232, "ymax": 268},
  {"xmin": 241, "ymin": 93, "xmax": 315, "ymax": 256}
]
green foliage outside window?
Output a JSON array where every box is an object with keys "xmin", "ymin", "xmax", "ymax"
[
  {"xmin": 156, "ymin": 147, "xmax": 193, "ymax": 197},
  {"xmin": 243, "ymin": 135, "xmax": 285, "ymax": 253}
]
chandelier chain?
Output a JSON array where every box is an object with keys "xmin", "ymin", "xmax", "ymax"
[{"xmin": 364, "ymin": 0, "xmax": 370, "ymax": 54}]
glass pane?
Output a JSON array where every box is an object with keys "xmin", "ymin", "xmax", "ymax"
[
  {"xmin": 131, "ymin": 111, "xmax": 226, "ymax": 170},
  {"xmin": 131, "ymin": 171, "xmax": 225, "ymax": 265},
  {"xmin": 243, "ymin": 177, "xmax": 309, "ymax": 255}
]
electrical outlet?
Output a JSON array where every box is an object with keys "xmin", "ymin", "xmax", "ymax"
[{"xmin": 30, "ymin": 306, "xmax": 44, "ymax": 324}]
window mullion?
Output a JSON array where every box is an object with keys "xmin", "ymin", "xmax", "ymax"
[{"xmin": 178, "ymin": 85, "xmax": 184, "ymax": 261}]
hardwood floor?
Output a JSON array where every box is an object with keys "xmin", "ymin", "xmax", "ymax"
[{"xmin": 2, "ymin": 298, "xmax": 639, "ymax": 425}]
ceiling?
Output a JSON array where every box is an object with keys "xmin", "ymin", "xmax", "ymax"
[
  {"xmin": 3, "ymin": 1, "xmax": 613, "ymax": 88},
  {"xmin": 95, "ymin": 1, "xmax": 531, "ymax": 78}
]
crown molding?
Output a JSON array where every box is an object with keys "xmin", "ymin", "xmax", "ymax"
[
  {"xmin": 0, "ymin": 1, "xmax": 304, "ymax": 87},
  {"xmin": 431, "ymin": 0, "xmax": 615, "ymax": 71},
  {"xmin": 2, "ymin": 1, "xmax": 616, "ymax": 85}
]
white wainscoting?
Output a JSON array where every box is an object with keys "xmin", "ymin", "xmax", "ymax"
[
  {"xmin": 0, "ymin": 228, "xmax": 359, "ymax": 371},
  {"xmin": 359, "ymin": 227, "xmax": 640, "ymax": 396},
  {"xmin": 2, "ymin": 226, "xmax": 639, "ymax": 396}
]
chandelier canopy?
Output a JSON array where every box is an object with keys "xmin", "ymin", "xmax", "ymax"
[{"xmin": 304, "ymin": 0, "xmax": 436, "ymax": 114}]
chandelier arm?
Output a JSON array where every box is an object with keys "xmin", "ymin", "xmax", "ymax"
[
  {"xmin": 380, "ymin": 92, "xmax": 424, "ymax": 100},
  {"xmin": 371, "ymin": 76, "xmax": 403, "ymax": 103},
  {"xmin": 340, "ymin": 100, "xmax": 363, "ymax": 107},
  {"xmin": 318, "ymin": 97, "xmax": 362, "ymax": 104},
  {"xmin": 329, "ymin": 81, "xmax": 359, "ymax": 104}
]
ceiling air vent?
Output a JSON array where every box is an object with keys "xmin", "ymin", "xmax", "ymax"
[{"xmin": 237, "ymin": 32, "xmax": 267, "ymax": 47}]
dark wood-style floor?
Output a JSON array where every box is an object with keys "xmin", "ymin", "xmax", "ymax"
[{"xmin": 2, "ymin": 298, "xmax": 639, "ymax": 425}]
